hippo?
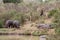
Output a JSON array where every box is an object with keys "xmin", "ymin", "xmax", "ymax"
[
  {"xmin": 5, "ymin": 20, "xmax": 20, "ymax": 28},
  {"xmin": 37, "ymin": 24, "xmax": 51, "ymax": 29}
]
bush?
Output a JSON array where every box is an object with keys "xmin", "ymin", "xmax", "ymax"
[
  {"xmin": 3, "ymin": 0, "xmax": 23, "ymax": 3},
  {"xmin": 32, "ymin": 30, "xmax": 41, "ymax": 36},
  {"xmin": 53, "ymin": 11, "xmax": 60, "ymax": 28},
  {"xmin": 11, "ymin": 13, "xmax": 25, "ymax": 25},
  {"xmin": 0, "ymin": 10, "xmax": 16, "ymax": 20},
  {"xmin": 24, "ymin": 30, "xmax": 31, "ymax": 35},
  {"xmin": 55, "ymin": 28, "xmax": 60, "ymax": 35},
  {"xmin": 0, "ymin": 20, "xmax": 3, "ymax": 28},
  {"xmin": 48, "ymin": 9, "xmax": 58, "ymax": 18},
  {"xmin": 40, "ymin": 29, "xmax": 48, "ymax": 35},
  {"xmin": 52, "ymin": 9, "xmax": 60, "ymax": 34},
  {"xmin": 0, "ymin": 11, "xmax": 17, "ymax": 24},
  {"xmin": 50, "ymin": 23, "xmax": 58, "ymax": 29},
  {"xmin": 30, "ymin": 12, "xmax": 40, "ymax": 22},
  {"xmin": 46, "ymin": 35, "xmax": 60, "ymax": 40},
  {"xmin": 0, "ymin": 10, "xmax": 26, "ymax": 25}
]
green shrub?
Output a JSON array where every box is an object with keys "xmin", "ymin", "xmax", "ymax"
[
  {"xmin": 24, "ymin": 30, "xmax": 31, "ymax": 35},
  {"xmin": 48, "ymin": 9, "xmax": 58, "ymax": 18},
  {"xmin": 48, "ymin": 9, "xmax": 60, "ymax": 29},
  {"xmin": 3, "ymin": 0, "xmax": 23, "ymax": 3},
  {"xmin": 0, "ymin": 20, "xmax": 3, "ymax": 28},
  {"xmin": 53, "ymin": 11, "xmax": 60, "ymax": 28},
  {"xmin": 40, "ymin": 29, "xmax": 48, "ymax": 35},
  {"xmin": 46, "ymin": 35, "xmax": 59, "ymax": 40},
  {"xmin": 54, "ymin": 11, "xmax": 60, "ymax": 31},
  {"xmin": 50, "ymin": 23, "xmax": 58, "ymax": 29},
  {"xmin": 11, "ymin": 13, "xmax": 25, "ymax": 25},
  {"xmin": 32, "ymin": 30, "xmax": 41, "ymax": 36},
  {"xmin": 0, "ymin": 11, "xmax": 17, "ymax": 24},
  {"xmin": 0, "ymin": 10, "xmax": 26, "ymax": 25},
  {"xmin": 55, "ymin": 28, "xmax": 60, "ymax": 35},
  {"xmin": 0, "ymin": 10, "xmax": 16, "ymax": 20},
  {"xmin": 30, "ymin": 12, "xmax": 40, "ymax": 22}
]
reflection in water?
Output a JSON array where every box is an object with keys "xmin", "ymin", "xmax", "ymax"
[
  {"xmin": 39, "ymin": 35, "xmax": 47, "ymax": 40},
  {"xmin": 0, "ymin": 35, "xmax": 48, "ymax": 40}
]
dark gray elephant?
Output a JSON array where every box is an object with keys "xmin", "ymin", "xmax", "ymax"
[
  {"xmin": 5, "ymin": 20, "xmax": 20, "ymax": 28},
  {"xmin": 5, "ymin": 20, "xmax": 13, "ymax": 28},
  {"xmin": 13, "ymin": 20, "xmax": 20, "ymax": 28}
]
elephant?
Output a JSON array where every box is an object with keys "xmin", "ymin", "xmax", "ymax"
[
  {"xmin": 5, "ymin": 20, "xmax": 13, "ymax": 28},
  {"xmin": 13, "ymin": 20, "xmax": 20, "ymax": 28},
  {"xmin": 5, "ymin": 20, "xmax": 20, "ymax": 28}
]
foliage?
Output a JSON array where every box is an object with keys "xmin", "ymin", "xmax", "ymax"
[
  {"xmin": 55, "ymin": 28, "xmax": 60, "ymax": 35},
  {"xmin": 50, "ymin": 9, "xmax": 60, "ymax": 34},
  {"xmin": 0, "ymin": 20, "xmax": 3, "ymax": 28},
  {"xmin": 24, "ymin": 30, "xmax": 31, "ymax": 35},
  {"xmin": 3, "ymin": 0, "xmax": 23, "ymax": 3},
  {"xmin": 48, "ymin": 9, "xmax": 58, "ymax": 18},
  {"xmin": 32, "ymin": 30, "xmax": 41, "ymax": 36},
  {"xmin": 53, "ymin": 10, "xmax": 60, "ymax": 28},
  {"xmin": 48, "ymin": 9, "xmax": 60, "ymax": 28},
  {"xmin": 11, "ymin": 13, "xmax": 25, "ymax": 25},
  {"xmin": 47, "ymin": 35, "xmax": 60, "ymax": 40},
  {"xmin": 0, "ymin": 10, "xmax": 26, "ymax": 26}
]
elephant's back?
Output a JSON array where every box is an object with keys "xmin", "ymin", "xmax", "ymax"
[
  {"xmin": 5, "ymin": 20, "xmax": 13, "ymax": 24},
  {"xmin": 13, "ymin": 20, "xmax": 20, "ymax": 25}
]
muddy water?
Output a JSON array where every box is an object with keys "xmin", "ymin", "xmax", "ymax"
[
  {"xmin": 0, "ymin": 35, "xmax": 39, "ymax": 40},
  {"xmin": 39, "ymin": 35, "xmax": 47, "ymax": 40},
  {"xmin": 0, "ymin": 35, "xmax": 47, "ymax": 40}
]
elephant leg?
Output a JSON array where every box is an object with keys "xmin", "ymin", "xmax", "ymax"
[
  {"xmin": 15, "ymin": 25, "xmax": 19, "ymax": 28},
  {"xmin": 11, "ymin": 25, "xmax": 14, "ymax": 28}
]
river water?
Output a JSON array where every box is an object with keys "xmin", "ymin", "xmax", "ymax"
[
  {"xmin": 0, "ymin": 35, "xmax": 47, "ymax": 40},
  {"xmin": 39, "ymin": 35, "xmax": 47, "ymax": 40},
  {"xmin": 0, "ymin": 35, "xmax": 39, "ymax": 40}
]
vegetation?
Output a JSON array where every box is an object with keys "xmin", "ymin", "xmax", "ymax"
[
  {"xmin": 24, "ymin": 30, "xmax": 31, "ymax": 35},
  {"xmin": 3, "ymin": 0, "xmax": 22, "ymax": 3},
  {"xmin": 0, "ymin": 20, "xmax": 3, "ymax": 28},
  {"xmin": 0, "ymin": 0, "xmax": 60, "ymax": 40},
  {"xmin": 47, "ymin": 35, "xmax": 60, "ymax": 40},
  {"xmin": 48, "ymin": 9, "xmax": 58, "ymax": 18},
  {"xmin": 48, "ymin": 9, "xmax": 60, "ymax": 35},
  {"xmin": 32, "ymin": 30, "xmax": 41, "ymax": 36}
]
